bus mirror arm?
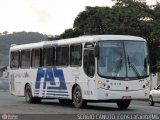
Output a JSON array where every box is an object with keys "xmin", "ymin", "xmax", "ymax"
[{"xmin": 95, "ymin": 44, "xmax": 99, "ymax": 59}]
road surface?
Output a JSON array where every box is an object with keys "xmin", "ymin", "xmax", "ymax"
[{"xmin": 0, "ymin": 91, "xmax": 160, "ymax": 120}]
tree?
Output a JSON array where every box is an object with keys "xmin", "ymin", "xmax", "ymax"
[
  {"xmin": 52, "ymin": 0, "xmax": 160, "ymax": 73},
  {"xmin": 73, "ymin": 0, "xmax": 160, "ymax": 73},
  {"xmin": 51, "ymin": 28, "xmax": 82, "ymax": 40},
  {"xmin": 74, "ymin": 0, "xmax": 153, "ymax": 36},
  {"xmin": 149, "ymin": 3, "xmax": 160, "ymax": 72},
  {"xmin": 3, "ymin": 31, "xmax": 8, "ymax": 35},
  {"xmin": 59, "ymin": 28, "xmax": 82, "ymax": 39}
]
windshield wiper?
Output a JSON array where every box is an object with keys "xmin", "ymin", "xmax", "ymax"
[{"xmin": 127, "ymin": 56, "xmax": 141, "ymax": 78}]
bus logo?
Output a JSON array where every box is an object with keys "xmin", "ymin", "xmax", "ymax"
[{"xmin": 35, "ymin": 67, "xmax": 67, "ymax": 90}]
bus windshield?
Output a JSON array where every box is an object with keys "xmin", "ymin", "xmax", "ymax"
[{"xmin": 97, "ymin": 41, "xmax": 149, "ymax": 79}]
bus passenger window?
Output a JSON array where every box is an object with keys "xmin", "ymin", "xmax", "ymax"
[
  {"xmin": 83, "ymin": 50, "xmax": 95, "ymax": 77},
  {"xmin": 21, "ymin": 50, "xmax": 31, "ymax": 68},
  {"xmin": 10, "ymin": 51, "xmax": 20, "ymax": 69},
  {"xmin": 43, "ymin": 47, "xmax": 54, "ymax": 67},
  {"xmin": 70, "ymin": 44, "xmax": 82, "ymax": 66},
  {"xmin": 31, "ymin": 49, "xmax": 42, "ymax": 68},
  {"xmin": 56, "ymin": 46, "xmax": 69, "ymax": 66}
]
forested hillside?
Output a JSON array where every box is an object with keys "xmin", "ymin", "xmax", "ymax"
[{"xmin": 0, "ymin": 32, "xmax": 48, "ymax": 66}]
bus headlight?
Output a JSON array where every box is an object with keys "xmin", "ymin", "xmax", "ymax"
[{"xmin": 98, "ymin": 80, "xmax": 103, "ymax": 86}]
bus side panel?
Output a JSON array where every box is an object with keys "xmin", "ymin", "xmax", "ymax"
[
  {"xmin": 32, "ymin": 67, "xmax": 71, "ymax": 99},
  {"xmin": 32, "ymin": 66, "xmax": 97, "ymax": 100},
  {"xmin": 9, "ymin": 69, "xmax": 37, "ymax": 96},
  {"xmin": 64, "ymin": 65, "xmax": 98, "ymax": 100},
  {"xmin": 63, "ymin": 66, "xmax": 90, "ymax": 100},
  {"xmin": 9, "ymin": 67, "xmax": 78, "ymax": 99}
]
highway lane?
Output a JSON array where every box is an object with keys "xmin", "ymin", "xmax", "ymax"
[{"xmin": 0, "ymin": 91, "xmax": 160, "ymax": 120}]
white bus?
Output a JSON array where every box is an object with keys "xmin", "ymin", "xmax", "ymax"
[{"xmin": 9, "ymin": 35, "xmax": 150, "ymax": 109}]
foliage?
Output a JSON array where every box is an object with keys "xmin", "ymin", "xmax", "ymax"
[
  {"xmin": 52, "ymin": 0, "xmax": 160, "ymax": 73},
  {"xmin": 50, "ymin": 29, "xmax": 82, "ymax": 40}
]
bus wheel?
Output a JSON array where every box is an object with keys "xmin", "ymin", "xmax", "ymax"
[
  {"xmin": 73, "ymin": 86, "xmax": 87, "ymax": 108},
  {"xmin": 25, "ymin": 84, "xmax": 41, "ymax": 103},
  {"xmin": 117, "ymin": 100, "xmax": 130, "ymax": 109},
  {"xmin": 148, "ymin": 96, "xmax": 154, "ymax": 106}
]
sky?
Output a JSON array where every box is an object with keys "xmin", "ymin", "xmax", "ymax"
[{"xmin": 0, "ymin": 0, "xmax": 157, "ymax": 36}]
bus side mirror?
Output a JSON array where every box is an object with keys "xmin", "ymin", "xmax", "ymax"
[{"xmin": 95, "ymin": 44, "xmax": 99, "ymax": 59}]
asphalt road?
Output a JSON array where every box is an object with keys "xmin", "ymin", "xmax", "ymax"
[
  {"xmin": 0, "ymin": 78, "xmax": 8, "ymax": 90},
  {"xmin": 0, "ymin": 91, "xmax": 160, "ymax": 120}
]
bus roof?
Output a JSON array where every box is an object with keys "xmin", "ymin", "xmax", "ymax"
[{"xmin": 10, "ymin": 35, "xmax": 146, "ymax": 51}]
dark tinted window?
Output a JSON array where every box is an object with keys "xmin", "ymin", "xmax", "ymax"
[
  {"xmin": 31, "ymin": 49, "xmax": 42, "ymax": 68},
  {"xmin": 56, "ymin": 46, "xmax": 69, "ymax": 66},
  {"xmin": 70, "ymin": 44, "xmax": 82, "ymax": 66},
  {"xmin": 43, "ymin": 47, "xmax": 55, "ymax": 67},
  {"xmin": 21, "ymin": 50, "xmax": 31, "ymax": 68},
  {"xmin": 83, "ymin": 49, "xmax": 95, "ymax": 77},
  {"xmin": 10, "ymin": 51, "xmax": 20, "ymax": 69}
]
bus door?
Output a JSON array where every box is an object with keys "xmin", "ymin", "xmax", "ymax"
[{"xmin": 83, "ymin": 43, "xmax": 96, "ymax": 98}]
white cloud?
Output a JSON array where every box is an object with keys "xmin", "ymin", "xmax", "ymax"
[
  {"xmin": 0, "ymin": 0, "xmax": 114, "ymax": 35},
  {"xmin": 0, "ymin": 0, "xmax": 156, "ymax": 35},
  {"xmin": 146, "ymin": 0, "xmax": 156, "ymax": 5}
]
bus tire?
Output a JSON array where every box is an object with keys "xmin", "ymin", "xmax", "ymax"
[
  {"xmin": 117, "ymin": 100, "xmax": 130, "ymax": 109},
  {"xmin": 73, "ymin": 85, "xmax": 87, "ymax": 108},
  {"xmin": 25, "ymin": 84, "xmax": 41, "ymax": 104},
  {"xmin": 148, "ymin": 95, "xmax": 154, "ymax": 106}
]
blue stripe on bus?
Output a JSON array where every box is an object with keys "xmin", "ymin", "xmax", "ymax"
[
  {"xmin": 45, "ymin": 96, "xmax": 67, "ymax": 98},
  {"xmin": 34, "ymin": 92, "xmax": 68, "ymax": 95},
  {"xmin": 46, "ymin": 93, "xmax": 69, "ymax": 96},
  {"xmin": 47, "ymin": 87, "xmax": 66, "ymax": 90},
  {"xmin": 47, "ymin": 91, "xmax": 68, "ymax": 93},
  {"xmin": 34, "ymin": 90, "xmax": 46, "ymax": 92},
  {"xmin": 34, "ymin": 90, "xmax": 68, "ymax": 93}
]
